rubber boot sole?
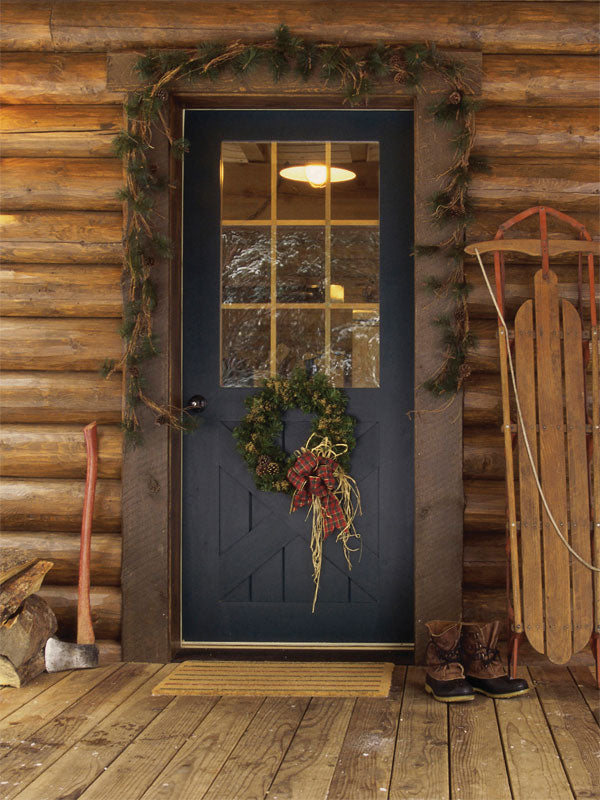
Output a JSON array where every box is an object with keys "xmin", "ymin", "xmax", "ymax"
[
  {"xmin": 471, "ymin": 686, "xmax": 530, "ymax": 699},
  {"xmin": 425, "ymin": 683, "xmax": 475, "ymax": 703}
]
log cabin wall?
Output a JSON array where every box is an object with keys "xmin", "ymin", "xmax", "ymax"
[{"xmin": 0, "ymin": 1, "xmax": 598, "ymax": 661}]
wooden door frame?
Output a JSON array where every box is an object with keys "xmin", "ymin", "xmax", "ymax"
[{"xmin": 108, "ymin": 52, "xmax": 481, "ymax": 663}]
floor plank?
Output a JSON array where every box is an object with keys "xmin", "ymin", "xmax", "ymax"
[
  {"xmin": 76, "ymin": 695, "xmax": 219, "ymax": 800},
  {"xmin": 531, "ymin": 665, "xmax": 600, "ymax": 799},
  {"xmin": 0, "ymin": 664, "xmax": 119, "ymax": 757},
  {"xmin": 266, "ymin": 697, "xmax": 356, "ymax": 800},
  {"xmin": 495, "ymin": 668, "xmax": 573, "ymax": 800},
  {"xmin": 327, "ymin": 696, "xmax": 401, "ymax": 800},
  {"xmin": 202, "ymin": 697, "xmax": 310, "ymax": 800},
  {"xmin": 13, "ymin": 663, "xmax": 173, "ymax": 800},
  {"xmin": 569, "ymin": 665, "xmax": 600, "ymax": 725},
  {"xmin": 0, "ymin": 663, "xmax": 155, "ymax": 800},
  {"xmin": 0, "ymin": 672, "xmax": 66, "ymax": 722},
  {"xmin": 449, "ymin": 694, "xmax": 512, "ymax": 800},
  {"xmin": 140, "ymin": 696, "xmax": 265, "ymax": 800}
]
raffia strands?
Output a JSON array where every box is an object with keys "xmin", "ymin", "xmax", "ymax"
[{"xmin": 152, "ymin": 660, "xmax": 394, "ymax": 697}]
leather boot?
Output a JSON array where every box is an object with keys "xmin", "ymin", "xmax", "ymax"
[
  {"xmin": 461, "ymin": 621, "xmax": 529, "ymax": 698},
  {"xmin": 424, "ymin": 621, "xmax": 475, "ymax": 702}
]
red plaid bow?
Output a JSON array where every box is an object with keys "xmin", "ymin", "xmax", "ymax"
[{"xmin": 287, "ymin": 451, "xmax": 347, "ymax": 537}]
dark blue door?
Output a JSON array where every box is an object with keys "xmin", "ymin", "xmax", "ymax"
[{"xmin": 182, "ymin": 110, "xmax": 413, "ymax": 645}]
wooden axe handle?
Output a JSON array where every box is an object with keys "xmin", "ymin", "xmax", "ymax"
[{"xmin": 77, "ymin": 421, "xmax": 98, "ymax": 645}]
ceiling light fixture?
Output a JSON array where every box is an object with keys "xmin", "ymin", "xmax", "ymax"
[{"xmin": 279, "ymin": 164, "xmax": 356, "ymax": 189}]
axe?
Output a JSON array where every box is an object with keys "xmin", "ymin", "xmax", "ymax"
[{"xmin": 45, "ymin": 422, "xmax": 99, "ymax": 672}]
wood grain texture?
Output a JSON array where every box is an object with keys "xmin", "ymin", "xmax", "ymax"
[
  {"xmin": 496, "ymin": 668, "xmax": 573, "ymax": 800},
  {"xmin": 0, "ymin": 158, "xmax": 122, "ymax": 212},
  {"xmin": 37, "ymin": 584, "xmax": 121, "ymax": 640},
  {"xmin": 463, "ymin": 530, "xmax": 507, "ymax": 587},
  {"xmin": 0, "ymin": 424, "xmax": 122, "ymax": 479},
  {"xmin": 0, "ymin": 477, "xmax": 121, "ymax": 532},
  {"xmin": 569, "ymin": 665, "xmax": 600, "ymax": 724},
  {"xmin": 139, "ymin": 696, "xmax": 265, "ymax": 800},
  {"xmin": 324, "ymin": 697, "xmax": 401, "ymax": 800},
  {"xmin": 0, "ymin": 264, "xmax": 123, "ymax": 317},
  {"xmin": 531, "ymin": 665, "xmax": 600, "ymax": 797},
  {"xmin": 76, "ymin": 695, "xmax": 219, "ymax": 800},
  {"xmin": 1, "ymin": 532, "xmax": 121, "ymax": 585},
  {"xmin": 0, "ymin": 371, "xmax": 122, "ymax": 424},
  {"xmin": 0, "ymin": 1, "xmax": 52, "ymax": 51},
  {"xmin": 0, "ymin": 671, "xmax": 65, "ymax": 723},
  {"xmin": 45, "ymin": 1, "xmax": 600, "ymax": 54},
  {"xmin": 464, "ymin": 479, "xmax": 506, "ymax": 531},
  {"xmin": 0, "ymin": 105, "xmax": 122, "ymax": 157},
  {"xmin": 202, "ymin": 697, "xmax": 309, "ymax": 800},
  {"xmin": 463, "ymin": 428, "xmax": 506, "ymax": 479},
  {"xmin": 14, "ymin": 663, "xmax": 173, "ymax": 800},
  {"xmin": 390, "ymin": 667, "xmax": 449, "ymax": 800},
  {"xmin": 0, "ymin": 54, "xmax": 124, "ymax": 105},
  {"xmin": 266, "ymin": 697, "xmax": 356, "ymax": 800}
]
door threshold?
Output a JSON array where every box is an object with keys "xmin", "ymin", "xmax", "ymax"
[{"xmin": 181, "ymin": 641, "xmax": 414, "ymax": 650}]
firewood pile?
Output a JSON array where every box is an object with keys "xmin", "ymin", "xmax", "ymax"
[{"xmin": 0, "ymin": 555, "xmax": 56, "ymax": 688}]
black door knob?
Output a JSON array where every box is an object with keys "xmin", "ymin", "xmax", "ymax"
[{"xmin": 187, "ymin": 395, "xmax": 208, "ymax": 413}]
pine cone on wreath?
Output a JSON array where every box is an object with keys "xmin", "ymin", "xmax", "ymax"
[
  {"xmin": 256, "ymin": 455, "xmax": 270, "ymax": 476},
  {"xmin": 267, "ymin": 461, "xmax": 279, "ymax": 475}
]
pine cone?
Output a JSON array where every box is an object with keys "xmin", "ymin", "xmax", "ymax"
[
  {"xmin": 255, "ymin": 454, "xmax": 270, "ymax": 476},
  {"xmin": 267, "ymin": 461, "xmax": 279, "ymax": 475},
  {"xmin": 448, "ymin": 91, "xmax": 462, "ymax": 105}
]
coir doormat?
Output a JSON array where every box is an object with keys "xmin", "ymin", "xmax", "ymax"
[{"xmin": 152, "ymin": 660, "xmax": 394, "ymax": 697}]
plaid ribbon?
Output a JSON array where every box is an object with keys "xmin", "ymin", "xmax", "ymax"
[{"xmin": 287, "ymin": 451, "xmax": 346, "ymax": 537}]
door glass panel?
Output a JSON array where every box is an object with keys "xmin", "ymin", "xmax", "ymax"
[{"xmin": 220, "ymin": 140, "xmax": 380, "ymax": 387}]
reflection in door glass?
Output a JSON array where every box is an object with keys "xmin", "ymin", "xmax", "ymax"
[{"xmin": 220, "ymin": 141, "xmax": 380, "ymax": 387}]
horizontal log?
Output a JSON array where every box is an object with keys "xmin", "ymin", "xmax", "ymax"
[
  {"xmin": 0, "ymin": 424, "xmax": 122, "ymax": 479},
  {"xmin": 463, "ymin": 587, "xmax": 508, "ymax": 637},
  {"xmin": 466, "ymin": 209, "xmax": 600, "ymax": 244},
  {"xmin": 45, "ymin": 1, "xmax": 600, "ymax": 54},
  {"xmin": 464, "ymin": 373, "xmax": 504, "ymax": 426},
  {"xmin": 37, "ymin": 585, "xmax": 121, "ymax": 640},
  {"xmin": 0, "ymin": 371, "xmax": 122, "ymax": 424},
  {"xmin": 0, "ymin": 1, "xmax": 52, "ymax": 51},
  {"xmin": 0, "ymin": 211, "xmax": 123, "ymax": 265},
  {"xmin": 0, "ymin": 158, "xmax": 122, "ymax": 212},
  {"xmin": 463, "ymin": 530, "xmax": 507, "ymax": 587},
  {"xmin": 474, "ymin": 107, "xmax": 600, "ymax": 159},
  {"xmin": 463, "ymin": 427, "xmax": 506, "ymax": 480},
  {"xmin": 0, "ymin": 105, "xmax": 122, "ymax": 158},
  {"xmin": 0, "ymin": 264, "xmax": 122, "ymax": 317},
  {"xmin": 470, "ymin": 159, "xmax": 599, "ymax": 212},
  {"xmin": 464, "ymin": 478, "xmax": 506, "ymax": 531},
  {"xmin": 0, "ymin": 532, "xmax": 121, "ymax": 585},
  {"xmin": 97, "ymin": 639, "xmax": 122, "ymax": 664},
  {"xmin": 0, "ymin": 54, "xmax": 124, "ymax": 105},
  {"xmin": 482, "ymin": 54, "xmax": 600, "ymax": 106},
  {"xmin": 0, "ymin": 318, "xmax": 123, "ymax": 371},
  {"xmin": 0, "ymin": 477, "xmax": 122, "ymax": 532}
]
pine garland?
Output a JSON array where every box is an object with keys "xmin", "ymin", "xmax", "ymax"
[{"xmin": 111, "ymin": 26, "xmax": 482, "ymax": 440}]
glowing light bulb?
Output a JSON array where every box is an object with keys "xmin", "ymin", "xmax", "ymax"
[
  {"xmin": 279, "ymin": 164, "xmax": 356, "ymax": 188},
  {"xmin": 304, "ymin": 164, "xmax": 328, "ymax": 188}
]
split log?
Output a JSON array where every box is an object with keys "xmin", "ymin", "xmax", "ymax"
[
  {"xmin": 0, "ymin": 561, "xmax": 54, "ymax": 623},
  {"xmin": 0, "ymin": 264, "xmax": 123, "ymax": 317},
  {"xmin": 470, "ymin": 159, "xmax": 599, "ymax": 213},
  {"xmin": 464, "ymin": 479, "xmax": 506, "ymax": 531},
  {"xmin": 0, "ymin": 532, "xmax": 122, "ymax": 586},
  {"xmin": 0, "ymin": 554, "xmax": 38, "ymax": 584},
  {"xmin": 463, "ymin": 428, "xmax": 506, "ymax": 480},
  {"xmin": 0, "ymin": 1, "xmax": 52, "ymax": 52},
  {"xmin": 0, "ymin": 371, "xmax": 122, "ymax": 424},
  {"xmin": 0, "ymin": 158, "xmax": 122, "ymax": 212},
  {"xmin": 0, "ymin": 478, "xmax": 122, "ymax": 532},
  {"xmin": 0, "ymin": 595, "xmax": 57, "ymax": 668},
  {"xmin": 482, "ymin": 55, "xmax": 600, "ymax": 107},
  {"xmin": 0, "ymin": 650, "xmax": 46, "ymax": 688},
  {"xmin": 0, "ymin": 424, "xmax": 122, "ymax": 479},
  {"xmin": 0, "ymin": 105, "xmax": 122, "ymax": 158},
  {"xmin": 46, "ymin": 1, "xmax": 600, "ymax": 54},
  {"xmin": 37, "ymin": 585, "xmax": 121, "ymax": 640},
  {"xmin": 474, "ymin": 107, "xmax": 600, "ymax": 159},
  {"xmin": 0, "ymin": 318, "xmax": 122, "ymax": 371},
  {"xmin": 0, "ymin": 54, "xmax": 124, "ymax": 105}
]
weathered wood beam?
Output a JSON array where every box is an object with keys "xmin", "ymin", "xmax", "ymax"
[
  {"xmin": 1, "ymin": 532, "xmax": 122, "ymax": 585},
  {"xmin": 0, "ymin": 371, "xmax": 122, "ymax": 424},
  {"xmin": 0, "ymin": 424, "xmax": 122, "ymax": 479},
  {"xmin": 0, "ymin": 478, "xmax": 122, "ymax": 532},
  {"xmin": 0, "ymin": 264, "xmax": 123, "ymax": 317},
  {"xmin": 0, "ymin": 318, "xmax": 122, "ymax": 371}
]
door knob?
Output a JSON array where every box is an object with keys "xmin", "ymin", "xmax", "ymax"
[{"xmin": 187, "ymin": 395, "xmax": 208, "ymax": 413}]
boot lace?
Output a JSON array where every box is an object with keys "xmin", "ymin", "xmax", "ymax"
[
  {"xmin": 465, "ymin": 641, "xmax": 501, "ymax": 668},
  {"xmin": 430, "ymin": 641, "xmax": 462, "ymax": 666}
]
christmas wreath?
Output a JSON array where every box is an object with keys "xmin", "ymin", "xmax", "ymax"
[{"xmin": 233, "ymin": 369, "xmax": 361, "ymax": 609}]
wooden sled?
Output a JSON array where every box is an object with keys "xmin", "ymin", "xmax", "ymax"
[{"xmin": 466, "ymin": 206, "xmax": 600, "ymax": 686}]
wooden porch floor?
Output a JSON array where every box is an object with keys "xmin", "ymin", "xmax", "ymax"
[{"xmin": 0, "ymin": 664, "xmax": 598, "ymax": 800}]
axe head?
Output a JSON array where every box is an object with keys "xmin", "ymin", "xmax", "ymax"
[{"xmin": 45, "ymin": 636, "xmax": 99, "ymax": 673}]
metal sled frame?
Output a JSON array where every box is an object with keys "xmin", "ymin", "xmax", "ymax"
[{"xmin": 466, "ymin": 206, "xmax": 600, "ymax": 686}]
